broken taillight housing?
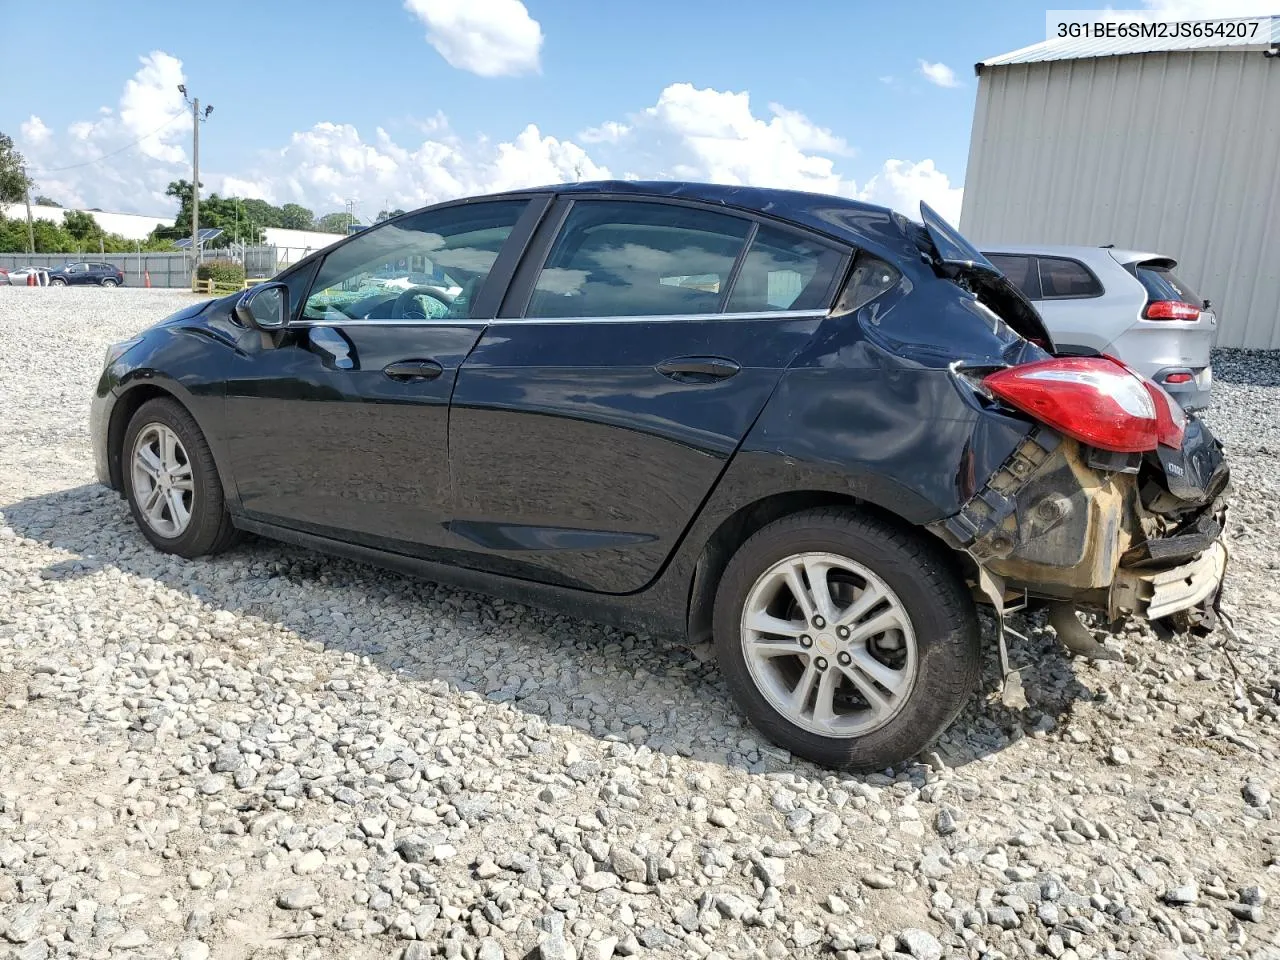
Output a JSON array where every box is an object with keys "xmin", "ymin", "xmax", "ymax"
[{"xmin": 983, "ymin": 356, "xmax": 1183, "ymax": 453}]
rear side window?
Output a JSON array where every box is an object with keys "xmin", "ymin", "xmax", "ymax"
[
  {"xmin": 528, "ymin": 200, "xmax": 750, "ymax": 318},
  {"xmin": 726, "ymin": 225, "xmax": 843, "ymax": 313},
  {"xmin": 987, "ymin": 254, "xmax": 1040, "ymax": 299},
  {"xmin": 1038, "ymin": 257, "xmax": 1102, "ymax": 298},
  {"xmin": 1131, "ymin": 261, "xmax": 1201, "ymax": 306},
  {"xmin": 832, "ymin": 252, "xmax": 901, "ymax": 312}
]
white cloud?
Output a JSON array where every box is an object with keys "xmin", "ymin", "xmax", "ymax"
[
  {"xmin": 117, "ymin": 51, "xmax": 188, "ymax": 162},
  {"xmin": 585, "ymin": 83, "xmax": 856, "ymax": 196},
  {"xmin": 918, "ymin": 60, "xmax": 961, "ymax": 88},
  {"xmin": 16, "ymin": 57, "xmax": 963, "ymax": 233},
  {"xmin": 16, "ymin": 51, "xmax": 188, "ymax": 212},
  {"xmin": 20, "ymin": 116, "xmax": 51, "ymax": 146},
  {"xmin": 579, "ymin": 121, "xmax": 630, "ymax": 145},
  {"xmin": 858, "ymin": 159, "xmax": 963, "ymax": 225},
  {"xmin": 403, "ymin": 0, "xmax": 543, "ymax": 77}
]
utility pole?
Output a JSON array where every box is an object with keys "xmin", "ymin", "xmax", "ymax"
[
  {"xmin": 22, "ymin": 169, "xmax": 34, "ymax": 255},
  {"xmin": 178, "ymin": 84, "xmax": 213, "ymax": 269}
]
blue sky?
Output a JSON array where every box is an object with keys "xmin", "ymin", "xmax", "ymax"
[{"xmin": 0, "ymin": 0, "xmax": 1224, "ymax": 224}]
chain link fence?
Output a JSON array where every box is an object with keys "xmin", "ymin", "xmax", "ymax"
[{"xmin": 0, "ymin": 247, "xmax": 282, "ymax": 288}]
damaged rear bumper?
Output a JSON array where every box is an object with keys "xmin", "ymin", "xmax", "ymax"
[
  {"xmin": 932, "ymin": 422, "xmax": 1229, "ymax": 630},
  {"xmin": 1114, "ymin": 538, "xmax": 1227, "ymax": 622}
]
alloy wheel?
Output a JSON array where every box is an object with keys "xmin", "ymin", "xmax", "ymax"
[
  {"xmin": 131, "ymin": 422, "xmax": 195, "ymax": 538},
  {"xmin": 740, "ymin": 551, "xmax": 918, "ymax": 737}
]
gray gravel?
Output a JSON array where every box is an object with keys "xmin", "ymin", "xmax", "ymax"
[{"xmin": 2, "ymin": 286, "xmax": 1280, "ymax": 960}]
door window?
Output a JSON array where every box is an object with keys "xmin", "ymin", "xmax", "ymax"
[
  {"xmin": 1038, "ymin": 256, "xmax": 1102, "ymax": 298},
  {"xmin": 526, "ymin": 200, "xmax": 751, "ymax": 318},
  {"xmin": 726, "ymin": 225, "xmax": 843, "ymax": 312},
  {"xmin": 987, "ymin": 254, "xmax": 1040, "ymax": 299},
  {"xmin": 302, "ymin": 200, "xmax": 529, "ymax": 322}
]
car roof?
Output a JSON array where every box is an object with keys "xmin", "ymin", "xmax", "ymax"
[
  {"xmin": 978, "ymin": 243, "xmax": 1172, "ymax": 267},
  {"xmin": 487, "ymin": 180, "xmax": 900, "ymax": 247}
]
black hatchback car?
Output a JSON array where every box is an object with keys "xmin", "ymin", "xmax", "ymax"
[
  {"xmin": 49, "ymin": 261, "xmax": 125, "ymax": 287},
  {"xmin": 91, "ymin": 182, "xmax": 1229, "ymax": 770}
]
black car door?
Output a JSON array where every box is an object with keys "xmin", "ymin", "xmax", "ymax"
[
  {"xmin": 448, "ymin": 197, "xmax": 847, "ymax": 593},
  {"xmin": 223, "ymin": 197, "xmax": 546, "ymax": 555}
]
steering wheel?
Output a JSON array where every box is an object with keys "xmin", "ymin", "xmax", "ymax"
[{"xmin": 392, "ymin": 285, "xmax": 454, "ymax": 320}]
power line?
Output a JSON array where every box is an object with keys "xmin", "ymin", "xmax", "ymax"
[{"xmin": 26, "ymin": 111, "xmax": 188, "ymax": 175}]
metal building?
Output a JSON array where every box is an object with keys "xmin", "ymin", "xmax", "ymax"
[{"xmin": 960, "ymin": 21, "xmax": 1280, "ymax": 349}]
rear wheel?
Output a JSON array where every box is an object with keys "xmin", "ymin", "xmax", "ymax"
[
  {"xmin": 101, "ymin": 277, "xmax": 118, "ymax": 288},
  {"xmin": 122, "ymin": 398, "xmax": 239, "ymax": 557},
  {"xmin": 712, "ymin": 508, "xmax": 979, "ymax": 771}
]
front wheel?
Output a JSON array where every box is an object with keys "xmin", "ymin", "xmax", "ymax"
[
  {"xmin": 712, "ymin": 508, "xmax": 980, "ymax": 771},
  {"xmin": 122, "ymin": 398, "xmax": 239, "ymax": 557},
  {"xmin": 49, "ymin": 277, "xmax": 66, "ymax": 286}
]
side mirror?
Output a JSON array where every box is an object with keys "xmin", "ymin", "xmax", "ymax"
[{"xmin": 235, "ymin": 282, "xmax": 290, "ymax": 330}]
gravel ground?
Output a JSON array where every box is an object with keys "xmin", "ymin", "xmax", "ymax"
[{"xmin": 1, "ymin": 286, "xmax": 1279, "ymax": 960}]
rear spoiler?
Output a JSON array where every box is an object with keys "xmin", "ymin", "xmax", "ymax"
[{"xmin": 916, "ymin": 202, "xmax": 1055, "ymax": 349}]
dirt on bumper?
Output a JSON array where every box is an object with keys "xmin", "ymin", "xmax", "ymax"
[{"xmin": 932, "ymin": 426, "xmax": 1229, "ymax": 629}]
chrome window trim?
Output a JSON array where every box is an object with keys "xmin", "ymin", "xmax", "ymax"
[
  {"xmin": 294, "ymin": 317, "xmax": 488, "ymax": 328},
  {"xmin": 489, "ymin": 309, "xmax": 829, "ymax": 326},
  {"xmin": 290, "ymin": 308, "xmax": 828, "ymax": 328}
]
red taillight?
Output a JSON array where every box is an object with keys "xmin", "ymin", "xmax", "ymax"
[
  {"xmin": 1143, "ymin": 300, "xmax": 1201, "ymax": 320},
  {"xmin": 983, "ymin": 357, "xmax": 1163, "ymax": 453},
  {"xmin": 1163, "ymin": 372, "xmax": 1192, "ymax": 384},
  {"xmin": 1143, "ymin": 379, "xmax": 1186, "ymax": 449}
]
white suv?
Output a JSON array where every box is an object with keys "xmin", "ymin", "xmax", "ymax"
[{"xmin": 981, "ymin": 246, "xmax": 1216, "ymax": 410}]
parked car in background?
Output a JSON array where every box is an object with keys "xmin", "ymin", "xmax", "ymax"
[
  {"xmin": 0, "ymin": 267, "xmax": 9, "ymax": 285},
  {"xmin": 2, "ymin": 266, "xmax": 49, "ymax": 285},
  {"xmin": 981, "ymin": 246, "xmax": 1215, "ymax": 410},
  {"xmin": 47, "ymin": 261, "xmax": 125, "ymax": 287},
  {"xmin": 91, "ymin": 183, "xmax": 1229, "ymax": 770}
]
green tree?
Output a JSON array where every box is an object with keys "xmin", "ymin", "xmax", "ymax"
[
  {"xmin": 62, "ymin": 210, "xmax": 102, "ymax": 242},
  {"xmin": 0, "ymin": 132, "xmax": 32, "ymax": 205},
  {"xmin": 376, "ymin": 208, "xmax": 407, "ymax": 222},
  {"xmin": 280, "ymin": 203, "xmax": 314, "ymax": 230},
  {"xmin": 240, "ymin": 198, "xmax": 283, "ymax": 229},
  {"xmin": 33, "ymin": 195, "xmax": 61, "ymax": 207},
  {"xmin": 151, "ymin": 180, "xmax": 265, "ymax": 248},
  {"xmin": 317, "ymin": 212, "xmax": 352, "ymax": 234}
]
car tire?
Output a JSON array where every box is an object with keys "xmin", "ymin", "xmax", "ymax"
[
  {"xmin": 122, "ymin": 398, "xmax": 240, "ymax": 558},
  {"xmin": 49, "ymin": 277, "xmax": 66, "ymax": 286},
  {"xmin": 101, "ymin": 278, "xmax": 118, "ymax": 288},
  {"xmin": 712, "ymin": 507, "xmax": 980, "ymax": 771}
]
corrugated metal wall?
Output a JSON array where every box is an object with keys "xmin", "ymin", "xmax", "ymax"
[{"xmin": 960, "ymin": 51, "xmax": 1280, "ymax": 349}]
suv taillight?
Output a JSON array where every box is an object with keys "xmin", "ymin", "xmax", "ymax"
[
  {"xmin": 983, "ymin": 357, "xmax": 1183, "ymax": 452},
  {"xmin": 1143, "ymin": 300, "xmax": 1200, "ymax": 320}
]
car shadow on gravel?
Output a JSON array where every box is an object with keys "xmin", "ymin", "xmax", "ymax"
[{"xmin": 4, "ymin": 482, "xmax": 1094, "ymax": 775}]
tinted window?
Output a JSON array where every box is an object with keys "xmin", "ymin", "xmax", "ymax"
[
  {"xmin": 1038, "ymin": 257, "xmax": 1102, "ymax": 298},
  {"xmin": 727, "ymin": 225, "xmax": 842, "ymax": 312},
  {"xmin": 303, "ymin": 200, "xmax": 528, "ymax": 321},
  {"xmin": 527, "ymin": 201, "xmax": 750, "ymax": 318},
  {"xmin": 987, "ymin": 254, "xmax": 1040, "ymax": 299},
  {"xmin": 834, "ymin": 252, "xmax": 901, "ymax": 312},
  {"xmin": 1132, "ymin": 261, "xmax": 1201, "ymax": 306}
]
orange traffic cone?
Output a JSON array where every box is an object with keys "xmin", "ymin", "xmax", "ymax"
[
  {"xmin": 144, "ymin": 270, "xmax": 151, "ymax": 288},
  {"xmin": 26, "ymin": 271, "xmax": 35, "ymax": 286}
]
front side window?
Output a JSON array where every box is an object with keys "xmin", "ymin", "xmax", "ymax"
[
  {"xmin": 527, "ymin": 200, "xmax": 751, "ymax": 318},
  {"xmin": 727, "ymin": 225, "xmax": 843, "ymax": 312},
  {"xmin": 302, "ymin": 200, "xmax": 528, "ymax": 322},
  {"xmin": 1038, "ymin": 256, "xmax": 1102, "ymax": 298}
]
